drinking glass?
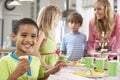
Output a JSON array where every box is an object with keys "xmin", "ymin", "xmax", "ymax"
[
  {"xmin": 59, "ymin": 54, "xmax": 67, "ymax": 62},
  {"xmin": 95, "ymin": 58, "xmax": 105, "ymax": 71},
  {"xmin": 107, "ymin": 60, "xmax": 118, "ymax": 76},
  {"xmin": 85, "ymin": 57, "xmax": 94, "ymax": 75}
]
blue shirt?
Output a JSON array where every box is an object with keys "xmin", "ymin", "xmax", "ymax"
[{"xmin": 60, "ymin": 32, "xmax": 87, "ymax": 61}]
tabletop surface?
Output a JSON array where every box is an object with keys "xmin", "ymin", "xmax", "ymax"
[{"xmin": 48, "ymin": 63, "xmax": 120, "ymax": 80}]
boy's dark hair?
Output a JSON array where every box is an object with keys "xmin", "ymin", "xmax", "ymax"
[
  {"xmin": 13, "ymin": 18, "xmax": 39, "ymax": 34},
  {"xmin": 68, "ymin": 12, "xmax": 83, "ymax": 24}
]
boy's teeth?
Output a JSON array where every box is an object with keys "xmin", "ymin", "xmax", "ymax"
[{"xmin": 24, "ymin": 44, "xmax": 30, "ymax": 48}]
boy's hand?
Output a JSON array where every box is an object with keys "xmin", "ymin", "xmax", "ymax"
[
  {"xmin": 7, "ymin": 60, "xmax": 30, "ymax": 80},
  {"xmin": 14, "ymin": 60, "xmax": 30, "ymax": 77}
]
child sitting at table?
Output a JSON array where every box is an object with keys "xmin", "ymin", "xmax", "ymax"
[
  {"xmin": 0, "ymin": 18, "xmax": 64, "ymax": 80},
  {"xmin": 60, "ymin": 12, "xmax": 87, "ymax": 61}
]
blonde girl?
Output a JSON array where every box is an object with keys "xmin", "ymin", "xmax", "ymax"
[{"xmin": 36, "ymin": 5, "xmax": 62, "ymax": 68}]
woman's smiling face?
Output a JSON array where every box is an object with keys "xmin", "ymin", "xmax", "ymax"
[{"xmin": 94, "ymin": 3, "xmax": 105, "ymax": 20}]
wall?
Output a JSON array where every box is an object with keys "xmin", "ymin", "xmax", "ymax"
[
  {"xmin": 1, "ymin": 0, "xmax": 32, "ymax": 47},
  {"xmin": 0, "ymin": 1, "xmax": 2, "ymax": 19},
  {"xmin": 40, "ymin": 0, "xmax": 64, "ymax": 12},
  {"xmin": 33, "ymin": 0, "xmax": 64, "ymax": 22},
  {"xmin": 117, "ymin": 0, "xmax": 120, "ymax": 14},
  {"xmin": 0, "ymin": 1, "xmax": 2, "ymax": 46},
  {"xmin": 76, "ymin": 0, "xmax": 94, "ymax": 40},
  {"xmin": 3, "ymin": 1, "xmax": 32, "ymax": 19}
]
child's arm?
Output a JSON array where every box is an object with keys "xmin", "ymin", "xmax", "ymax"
[
  {"xmin": 38, "ymin": 62, "xmax": 66, "ymax": 80},
  {"xmin": 7, "ymin": 70, "xmax": 20, "ymax": 80},
  {"xmin": 37, "ymin": 52, "xmax": 53, "ymax": 69},
  {"xmin": 31, "ymin": 31, "xmax": 53, "ymax": 69},
  {"xmin": 31, "ymin": 50, "xmax": 53, "ymax": 69},
  {"xmin": 36, "ymin": 31, "xmax": 46, "ymax": 49},
  {"xmin": 7, "ymin": 60, "xmax": 30, "ymax": 80}
]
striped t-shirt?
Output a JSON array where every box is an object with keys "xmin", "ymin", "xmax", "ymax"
[{"xmin": 60, "ymin": 32, "xmax": 87, "ymax": 61}]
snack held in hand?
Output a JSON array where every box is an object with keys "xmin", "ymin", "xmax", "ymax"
[
  {"xmin": 19, "ymin": 56, "xmax": 28, "ymax": 61},
  {"xmin": 19, "ymin": 55, "xmax": 31, "ymax": 76}
]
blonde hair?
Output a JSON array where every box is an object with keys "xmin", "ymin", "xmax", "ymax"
[
  {"xmin": 94, "ymin": 0, "xmax": 115, "ymax": 38},
  {"xmin": 37, "ymin": 5, "xmax": 61, "ymax": 37}
]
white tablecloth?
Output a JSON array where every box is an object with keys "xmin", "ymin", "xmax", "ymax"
[
  {"xmin": 48, "ymin": 63, "xmax": 120, "ymax": 80},
  {"xmin": 48, "ymin": 69, "xmax": 93, "ymax": 80}
]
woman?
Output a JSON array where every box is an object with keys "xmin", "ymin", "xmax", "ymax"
[{"xmin": 87, "ymin": 0, "xmax": 120, "ymax": 56}]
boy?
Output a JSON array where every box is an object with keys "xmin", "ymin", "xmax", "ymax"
[
  {"xmin": 0, "ymin": 18, "xmax": 64, "ymax": 80},
  {"xmin": 60, "ymin": 12, "xmax": 87, "ymax": 61}
]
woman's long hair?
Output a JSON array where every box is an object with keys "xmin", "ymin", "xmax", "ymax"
[{"xmin": 94, "ymin": 0, "xmax": 115, "ymax": 38}]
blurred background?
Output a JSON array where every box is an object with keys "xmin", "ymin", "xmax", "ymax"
[{"xmin": 0, "ymin": 0, "xmax": 119, "ymax": 48}]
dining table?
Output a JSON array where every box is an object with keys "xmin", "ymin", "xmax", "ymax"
[{"xmin": 48, "ymin": 62, "xmax": 120, "ymax": 80}]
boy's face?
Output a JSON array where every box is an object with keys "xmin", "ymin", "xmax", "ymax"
[
  {"xmin": 11, "ymin": 24, "xmax": 38, "ymax": 54},
  {"xmin": 68, "ymin": 22, "xmax": 81, "ymax": 33}
]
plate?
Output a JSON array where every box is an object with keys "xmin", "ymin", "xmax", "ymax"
[
  {"xmin": 73, "ymin": 71, "xmax": 107, "ymax": 78},
  {"xmin": 94, "ymin": 69, "xmax": 106, "ymax": 72},
  {"xmin": 67, "ymin": 61, "xmax": 85, "ymax": 66}
]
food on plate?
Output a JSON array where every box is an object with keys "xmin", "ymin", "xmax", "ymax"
[
  {"xmin": 73, "ymin": 71, "xmax": 106, "ymax": 78},
  {"xmin": 68, "ymin": 61, "xmax": 85, "ymax": 66}
]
